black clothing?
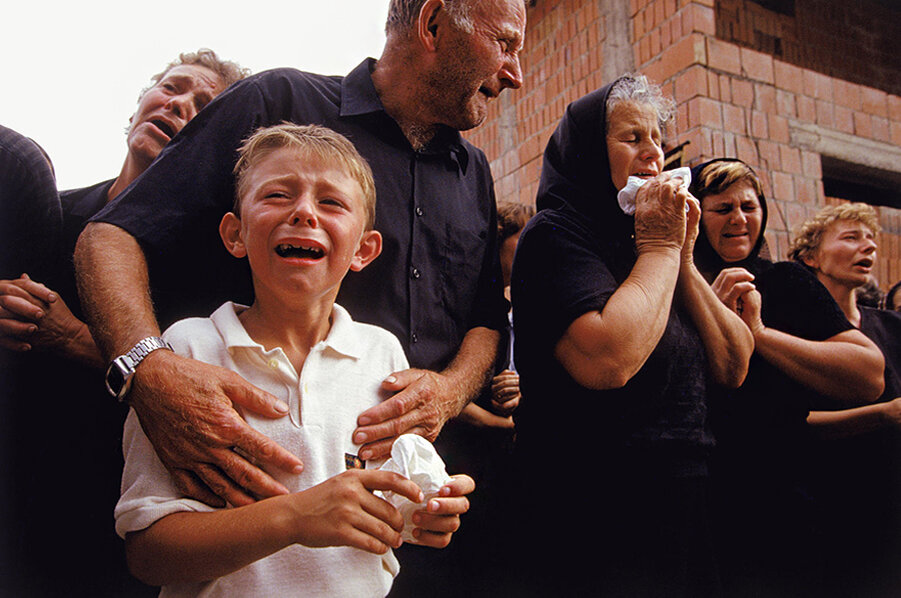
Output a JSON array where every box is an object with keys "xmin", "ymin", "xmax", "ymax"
[
  {"xmin": 707, "ymin": 263, "xmax": 852, "ymax": 598},
  {"xmin": 710, "ymin": 261, "xmax": 852, "ymax": 479},
  {"xmin": 502, "ymin": 81, "xmax": 718, "ymax": 597},
  {"xmin": 812, "ymin": 307, "xmax": 901, "ymax": 597},
  {"xmin": 2, "ymin": 176, "xmax": 154, "ymax": 597},
  {"xmin": 57, "ymin": 179, "xmax": 114, "ymax": 317},
  {"xmin": 691, "ymin": 157, "xmax": 853, "ymax": 596},
  {"xmin": 861, "ymin": 307, "xmax": 901, "ymax": 402},
  {"xmin": 92, "ymin": 59, "xmax": 507, "ymax": 373},
  {"xmin": 0, "ymin": 124, "xmax": 61, "ymax": 281}
]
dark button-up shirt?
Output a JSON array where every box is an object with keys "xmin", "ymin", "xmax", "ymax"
[{"xmin": 92, "ymin": 59, "xmax": 507, "ymax": 371}]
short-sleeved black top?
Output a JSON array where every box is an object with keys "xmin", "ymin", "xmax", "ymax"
[
  {"xmin": 90, "ymin": 59, "xmax": 507, "ymax": 372},
  {"xmin": 57, "ymin": 179, "xmax": 114, "ymax": 318},
  {"xmin": 510, "ymin": 82, "xmax": 713, "ymax": 479},
  {"xmin": 512, "ymin": 208, "xmax": 714, "ymax": 478},
  {"xmin": 860, "ymin": 306, "xmax": 901, "ymax": 403},
  {"xmin": 710, "ymin": 260, "xmax": 854, "ymax": 476}
]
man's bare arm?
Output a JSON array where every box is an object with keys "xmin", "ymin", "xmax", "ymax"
[
  {"xmin": 74, "ymin": 222, "xmax": 303, "ymax": 505},
  {"xmin": 353, "ymin": 326, "xmax": 501, "ymax": 461}
]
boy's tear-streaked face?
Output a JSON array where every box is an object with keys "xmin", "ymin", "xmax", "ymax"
[{"xmin": 232, "ymin": 148, "xmax": 373, "ymax": 304}]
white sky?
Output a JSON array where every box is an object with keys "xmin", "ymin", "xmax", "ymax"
[{"xmin": 2, "ymin": 1, "xmax": 390, "ymax": 190}]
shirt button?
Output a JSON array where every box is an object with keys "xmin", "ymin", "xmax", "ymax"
[
  {"xmin": 411, "ymin": 266, "xmax": 421, "ymax": 279},
  {"xmin": 415, "ymin": 206, "xmax": 423, "ymax": 217},
  {"xmin": 268, "ymin": 358, "xmax": 279, "ymax": 369},
  {"xmin": 411, "ymin": 332, "xmax": 419, "ymax": 343}
]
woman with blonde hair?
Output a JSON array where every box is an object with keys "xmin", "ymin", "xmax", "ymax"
[{"xmin": 791, "ymin": 203, "xmax": 901, "ymax": 597}]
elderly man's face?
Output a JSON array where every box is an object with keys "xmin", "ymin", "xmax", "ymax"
[
  {"xmin": 127, "ymin": 64, "xmax": 224, "ymax": 169},
  {"xmin": 428, "ymin": 0, "xmax": 526, "ymax": 131}
]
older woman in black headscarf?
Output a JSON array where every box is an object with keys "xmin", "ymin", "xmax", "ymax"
[
  {"xmin": 689, "ymin": 159, "xmax": 885, "ymax": 597},
  {"xmin": 503, "ymin": 76, "xmax": 753, "ymax": 597}
]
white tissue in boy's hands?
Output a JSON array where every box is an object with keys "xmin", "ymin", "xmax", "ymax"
[
  {"xmin": 617, "ymin": 166, "xmax": 692, "ymax": 215},
  {"xmin": 377, "ymin": 434, "xmax": 452, "ymax": 543}
]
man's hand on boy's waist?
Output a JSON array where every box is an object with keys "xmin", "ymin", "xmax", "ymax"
[{"xmin": 129, "ymin": 350, "xmax": 304, "ymax": 507}]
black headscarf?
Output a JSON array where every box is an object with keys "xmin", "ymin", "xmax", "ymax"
[
  {"xmin": 689, "ymin": 158, "xmax": 770, "ymax": 279},
  {"xmin": 536, "ymin": 79, "xmax": 636, "ymax": 247}
]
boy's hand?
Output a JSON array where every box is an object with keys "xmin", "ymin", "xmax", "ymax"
[
  {"xmin": 129, "ymin": 350, "xmax": 304, "ymax": 507},
  {"xmin": 286, "ymin": 470, "xmax": 423, "ymax": 554},
  {"xmin": 410, "ymin": 474, "xmax": 475, "ymax": 548}
]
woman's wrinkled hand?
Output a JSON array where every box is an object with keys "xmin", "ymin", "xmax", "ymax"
[{"xmin": 634, "ymin": 173, "xmax": 689, "ymax": 254}]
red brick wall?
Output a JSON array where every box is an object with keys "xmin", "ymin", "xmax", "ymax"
[
  {"xmin": 716, "ymin": 0, "xmax": 901, "ymax": 99},
  {"xmin": 468, "ymin": 0, "xmax": 901, "ymax": 290}
]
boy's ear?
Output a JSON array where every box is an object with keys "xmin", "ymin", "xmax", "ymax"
[
  {"xmin": 350, "ymin": 230, "xmax": 382, "ymax": 272},
  {"xmin": 219, "ymin": 212, "xmax": 247, "ymax": 258}
]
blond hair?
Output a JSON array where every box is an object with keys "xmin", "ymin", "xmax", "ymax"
[
  {"xmin": 233, "ymin": 123, "xmax": 377, "ymax": 229},
  {"xmin": 788, "ymin": 203, "xmax": 880, "ymax": 263}
]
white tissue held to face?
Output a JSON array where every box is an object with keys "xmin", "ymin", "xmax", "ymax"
[
  {"xmin": 617, "ymin": 166, "xmax": 693, "ymax": 215},
  {"xmin": 376, "ymin": 434, "xmax": 453, "ymax": 543}
]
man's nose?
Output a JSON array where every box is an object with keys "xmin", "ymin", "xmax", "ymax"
[{"xmin": 500, "ymin": 54, "xmax": 524, "ymax": 91}]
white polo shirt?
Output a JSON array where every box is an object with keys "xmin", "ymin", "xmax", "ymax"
[{"xmin": 115, "ymin": 302, "xmax": 409, "ymax": 598}]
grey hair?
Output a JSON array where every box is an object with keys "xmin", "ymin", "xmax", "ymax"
[
  {"xmin": 606, "ymin": 73, "xmax": 676, "ymax": 134},
  {"xmin": 385, "ymin": 0, "xmax": 474, "ymax": 35}
]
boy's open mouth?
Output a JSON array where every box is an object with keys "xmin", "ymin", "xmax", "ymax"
[{"xmin": 275, "ymin": 243, "xmax": 324, "ymax": 259}]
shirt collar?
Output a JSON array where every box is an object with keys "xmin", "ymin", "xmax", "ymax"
[
  {"xmin": 340, "ymin": 58, "xmax": 470, "ymax": 174},
  {"xmin": 210, "ymin": 301, "xmax": 363, "ymax": 360}
]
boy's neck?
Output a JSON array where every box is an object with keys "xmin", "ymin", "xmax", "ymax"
[{"xmin": 238, "ymin": 293, "xmax": 336, "ymax": 374}]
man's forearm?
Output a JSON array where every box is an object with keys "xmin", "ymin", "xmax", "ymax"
[
  {"xmin": 73, "ymin": 222, "xmax": 160, "ymax": 360},
  {"xmin": 442, "ymin": 327, "xmax": 501, "ymax": 416}
]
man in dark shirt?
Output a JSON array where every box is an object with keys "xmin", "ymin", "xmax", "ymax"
[{"xmin": 75, "ymin": 0, "xmax": 524, "ymax": 521}]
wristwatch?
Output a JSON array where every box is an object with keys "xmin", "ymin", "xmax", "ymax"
[{"xmin": 105, "ymin": 336, "xmax": 173, "ymax": 401}]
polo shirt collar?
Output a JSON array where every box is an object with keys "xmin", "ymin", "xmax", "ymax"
[
  {"xmin": 340, "ymin": 58, "xmax": 470, "ymax": 174},
  {"xmin": 209, "ymin": 301, "xmax": 363, "ymax": 360}
]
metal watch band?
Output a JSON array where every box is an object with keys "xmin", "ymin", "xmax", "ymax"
[{"xmin": 122, "ymin": 336, "xmax": 171, "ymax": 368}]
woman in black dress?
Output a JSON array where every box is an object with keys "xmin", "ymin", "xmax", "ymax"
[
  {"xmin": 504, "ymin": 77, "xmax": 753, "ymax": 597},
  {"xmin": 690, "ymin": 160, "xmax": 885, "ymax": 597},
  {"xmin": 791, "ymin": 203, "xmax": 900, "ymax": 597}
]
